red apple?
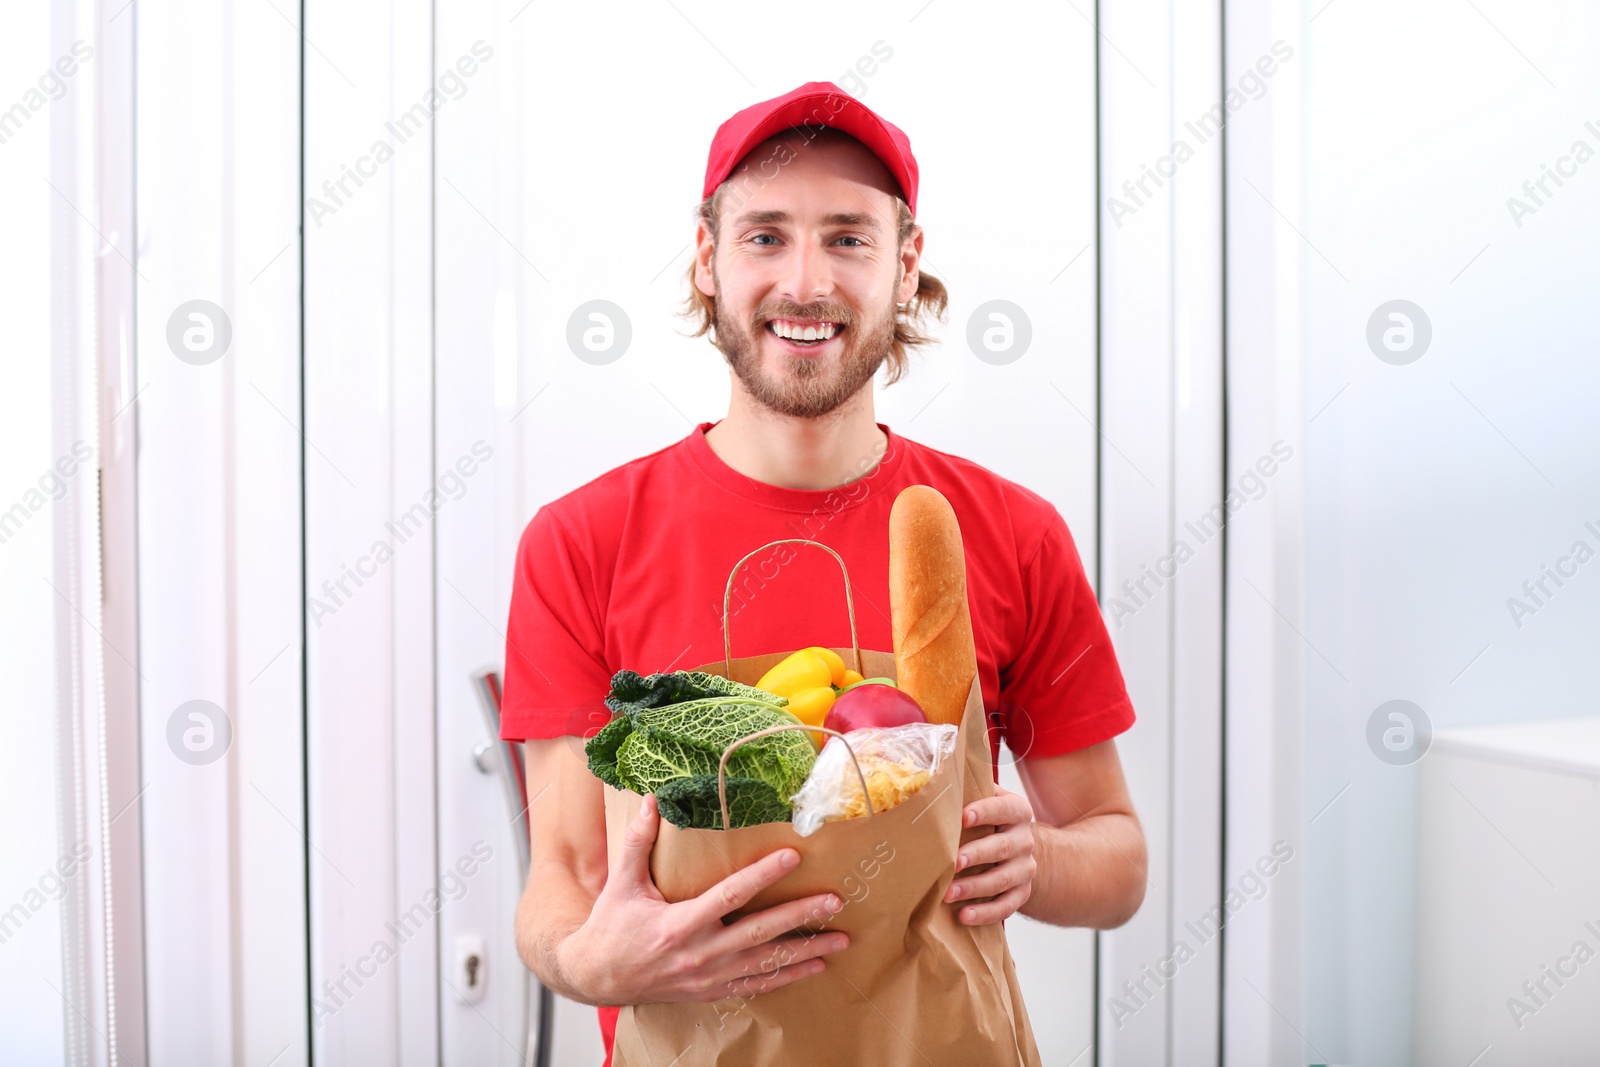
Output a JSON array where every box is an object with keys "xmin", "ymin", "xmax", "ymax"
[{"xmin": 823, "ymin": 684, "xmax": 927, "ymax": 733}]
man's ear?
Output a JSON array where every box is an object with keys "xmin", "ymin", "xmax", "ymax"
[
  {"xmin": 895, "ymin": 223, "xmax": 924, "ymax": 304},
  {"xmin": 693, "ymin": 219, "xmax": 717, "ymax": 299}
]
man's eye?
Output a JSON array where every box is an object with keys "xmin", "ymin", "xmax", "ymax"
[
  {"xmin": 836, "ymin": 236, "xmax": 864, "ymax": 247},
  {"xmin": 751, "ymin": 234, "xmax": 778, "ymax": 245}
]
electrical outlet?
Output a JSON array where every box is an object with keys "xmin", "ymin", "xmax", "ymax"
[{"xmin": 454, "ymin": 934, "xmax": 487, "ymax": 1003}]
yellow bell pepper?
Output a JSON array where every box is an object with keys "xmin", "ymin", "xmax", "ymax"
[
  {"xmin": 838, "ymin": 668, "xmax": 864, "ymax": 688},
  {"xmin": 756, "ymin": 649, "xmax": 833, "ymax": 698},
  {"xmin": 784, "ymin": 686, "xmax": 837, "ymax": 749},
  {"xmin": 785, "ymin": 685, "xmax": 836, "ymax": 725},
  {"xmin": 804, "ymin": 646, "xmax": 848, "ymax": 686}
]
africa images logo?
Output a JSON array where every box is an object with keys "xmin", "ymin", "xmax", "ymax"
[
  {"xmin": 305, "ymin": 42, "xmax": 494, "ymax": 228},
  {"xmin": 1107, "ymin": 441, "xmax": 1294, "ymax": 628},
  {"xmin": 1105, "ymin": 41, "xmax": 1294, "ymax": 228},
  {"xmin": 308, "ymin": 441, "xmax": 493, "ymax": 627}
]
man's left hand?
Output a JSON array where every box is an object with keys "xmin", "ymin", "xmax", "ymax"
[{"xmin": 944, "ymin": 785, "xmax": 1036, "ymax": 925}]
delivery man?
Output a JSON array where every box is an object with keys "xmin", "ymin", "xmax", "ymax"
[{"xmin": 501, "ymin": 81, "xmax": 1147, "ymax": 1063}]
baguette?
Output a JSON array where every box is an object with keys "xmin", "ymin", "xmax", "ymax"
[{"xmin": 889, "ymin": 485, "xmax": 976, "ymax": 726}]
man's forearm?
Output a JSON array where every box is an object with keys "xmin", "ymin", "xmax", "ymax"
[
  {"xmin": 514, "ymin": 875, "xmax": 608, "ymax": 1005},
  {"xmin": 1018, "ymin": 812, "xmax": 1147, "ymax": 928}
]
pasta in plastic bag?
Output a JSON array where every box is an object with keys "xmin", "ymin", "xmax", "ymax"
[{"xmin": 791, "ymin": 722, "xmax": 959, "ymax": 837}]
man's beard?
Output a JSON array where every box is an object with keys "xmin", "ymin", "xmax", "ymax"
[{"xmin": 711, "ymin": 274, "xmax": 896, "ymax": 419}]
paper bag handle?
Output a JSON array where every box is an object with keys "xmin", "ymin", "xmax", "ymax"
[
  {"xmin": 721, "ymin": 539, "xmax": 863, "ymax": 677},
  {"xmin": 717, "ymin": 724, "xmax": 876, "ymax": 832}
]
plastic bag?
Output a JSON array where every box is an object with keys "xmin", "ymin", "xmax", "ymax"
[{"xmin": 790, "ymin": 722, "xmax": 959, "ymax": 837}]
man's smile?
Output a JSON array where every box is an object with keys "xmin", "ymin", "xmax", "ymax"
[{"xmin": 765, "ymin": 317, "xmax": 847, "ymax": 355}]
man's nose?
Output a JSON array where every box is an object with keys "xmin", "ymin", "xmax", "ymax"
[{"xmin": 778, "ymin": 235, "xmax": 832, "ymax": 305}]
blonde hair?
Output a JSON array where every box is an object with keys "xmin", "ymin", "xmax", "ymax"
[{"xmin": 677, "ymin": 139, "xmax": 949, "ymax": 386}]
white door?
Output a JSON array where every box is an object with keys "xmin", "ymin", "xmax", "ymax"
[{"xmin": 430, "ymin": 2, "xmax": 1110, "ymax": 1063}]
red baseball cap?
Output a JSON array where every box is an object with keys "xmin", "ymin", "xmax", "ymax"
[{"xmin": 701, "ymin": 81, "xmax": 920, "ymax": 216}]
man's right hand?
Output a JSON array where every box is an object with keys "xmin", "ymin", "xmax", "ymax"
[{"xmin": 559, "ymin": 792, "xmax": 850, "ymax": 1005}]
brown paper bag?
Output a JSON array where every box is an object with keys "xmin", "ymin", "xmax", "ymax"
[{"xmin": 602, "ymin": 644, "xmax": 1043, "ymax": 1067}]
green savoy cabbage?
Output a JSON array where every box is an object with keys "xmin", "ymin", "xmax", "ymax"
[
  {"xmin": 585, "ymin": 671, "xmax": 814, "ymax": 829},
  {"xmin": 655, "ymin": 775, "xmax": 790, "ymax": 831}
]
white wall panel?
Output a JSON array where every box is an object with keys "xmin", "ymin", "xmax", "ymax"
[
  {"xmin": 0, "ymin": 5, "xmax": 80, "ymax": 1062},
  {"xmin": 134, "ymin": 0, "xmax": 306, "ymax": 1064},
  {"xmin": 303, "ymin": 0, "xmax": 439, "ymax": 1061},
  {"xmin": 431, "ymin": 4, "xmax": 551, "ymax": 1062},
  {"xmin": 1097, "ymin": 0, "xmax": 1226, "ymax": 1062},
  {"xmin": 1166, "ymin": 0, "xmax": 1226, "ymax": 1055},
  {"xmin": 94, "ymin": 6, "xmax": 148, "ymax": 1064},
  {"xmin": 1220, "ymin": 1, "xmax": 1307, "ymax": 1064},
  {"xmin": 1294, "ymin": 3, "xmax": 1600, "ymax": 1065}
]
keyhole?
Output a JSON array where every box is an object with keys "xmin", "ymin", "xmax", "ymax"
[{"xmin": 466, "ymin": 954, "xmax": 481, "ymax": 988}]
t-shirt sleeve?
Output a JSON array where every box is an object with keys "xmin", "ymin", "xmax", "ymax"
[
  {"xmin": 499, "ymin": 505, "xmax": 614, "ymax": 743},
  {"xmin": 995, "ymin": 506, "xmax": 1136, "ymax": 760}
]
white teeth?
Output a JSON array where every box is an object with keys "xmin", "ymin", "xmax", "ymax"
[{"xmin": 769, "ymin": 320, "xmax": 838, "ymax": 340}]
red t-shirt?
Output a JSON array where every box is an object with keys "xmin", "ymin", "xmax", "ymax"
[{"xmin": 499, "ymin": 420, "xmax": 1136, "ymax": 1065}]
